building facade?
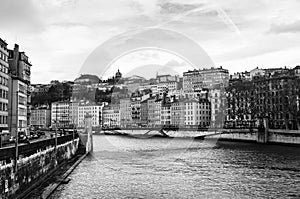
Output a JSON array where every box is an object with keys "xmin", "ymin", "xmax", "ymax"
[
  {"xmin": 0, "ymin": 38, "xmax": 9, "ymax": 133},
  {"xmin": 171, "ymin": 99, "xmax": 185, "ymax": 127},
  {"xmin": 183, "ymin": 69, "xmax": 202, "ymax": 92},
  {"xmin": 30, "ymin": 107, "xmax": 51, "ymax": 128},
  {"xmin": 120, "ymin": 98, "xmax": 131, "ymax": 127},
  {"xmin": 161, "ymin": 102, "xmax": 171, "ymax": 125},
  {"xmin": 147, "ymin": 97, "xmax": 163, "ymax": 127},
  {"xmin": 131, "ymin": 92, "xmax": 142, "ymax": 127},
  {"xmin": 77, "ymin": 103, "xmax": 102, "ymax": 127},
  {"xmin": 8, "ymin": 44, "xmax": 32, "ymax": 135},
  {"xmin": 69, "ymin": 101, "xmax": 79, "ymax": 128},
  {"xmin": 102, "ymin": 105, "xmax": 120, "ymax": 128},
  {"xmin": 200, "ymin": 67, "xmax": 229, "ymax": 89},
  {"xmin": 183, "ymin": 66, "xmax": 228, "ymax": 89},
  {"xmin": 226, "ymin": 66, "xmax": 300, "ymax": 130},
  {"xmin": 184, "ymin": 98, "xmax": 211, "ymax": 127},
  {"xmin": 140, "ymin": 99, "xmax": 148, "ymax": 126},
  {"xmin": 51, "ymin": 101, "xmax": 70, "ymax": 128}
]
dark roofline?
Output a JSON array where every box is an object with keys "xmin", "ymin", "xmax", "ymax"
[
  {"xmin": 10, "ymin": 75, "xmax": 30, "ymax": 84},
  {"xmin": 32, "ymin": 107, "xmax": 50, "ymax": 110},
  {"xmin": 0, "ymin": 38, "xmax": 8, "ymax": 46}
]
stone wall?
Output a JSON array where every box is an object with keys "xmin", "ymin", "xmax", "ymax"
[
  {"xmin": 0, "ymin": 138, "xmax": 79, "ymax": 198},
  {"xmin": 268, "ymin": 130, "xmax": 300, "ymax": 145},
  {"xmin": 211, "ymin": 131, "xmax": 257, "ymax": 142}
]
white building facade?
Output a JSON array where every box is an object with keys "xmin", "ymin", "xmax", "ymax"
[
  {"xmin": 51, "ymin": 101, "xmax": 70, "ymax": 128},
  {"xmin": 77, "ymin": 104, "xmax": 102, "ymax": 127}
]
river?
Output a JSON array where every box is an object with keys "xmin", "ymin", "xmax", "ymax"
[{"xmin": 50, "ymin": 135, "xmax": 300, "ymax": 198}]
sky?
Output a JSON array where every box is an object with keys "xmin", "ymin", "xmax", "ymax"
[{"xmin": 0, "ymin": 0, "xmax": 300, "ymax": 83}]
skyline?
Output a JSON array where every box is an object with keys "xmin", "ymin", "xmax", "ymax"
[
  {"xmin": 1, "ymin": 0, "xmax": 300, "ymax": 84},
  {"xmin": 36, "ymin": 64, "xmax": 299, "ymax": 84}
]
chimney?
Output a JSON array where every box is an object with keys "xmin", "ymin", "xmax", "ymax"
[{"xmin": 10, "ymin": 44, "xmax": 20, "ymax": 76}]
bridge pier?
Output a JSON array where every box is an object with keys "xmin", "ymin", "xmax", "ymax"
[
  {"xmin": 158, "ymin": 129, "xmax": 169, "ymax": 137},
  {"xmin": 85, "ymin": 115, "xmax": 93, "ymax": 153},
  {"xmin": 257, "ymin": 117, "xmax": 269, "ymax": 143}
]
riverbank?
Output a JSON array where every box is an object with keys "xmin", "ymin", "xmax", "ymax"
[{"xmin": 19, "ymin": 152, "xmax": 88, "ymax": 199}]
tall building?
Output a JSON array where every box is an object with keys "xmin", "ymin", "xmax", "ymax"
[
  {"xmin": 120, "ymin": 98, "xmax": 131, "ymax": 127},
  {"xmin": 51, "ymin": 101, "xmax": 70, "ymax": 128},
  {"xmin": 209, "ymin": 89, "xmax": 227, "ymax": 128},
  {"xmin": 147, "ymin": 97, "xmax": 156, "ymax": 127},
  {"xmin": 184, "ymin": 98, "xmax": 211, "ymax": 127},
  {"xmin": 140, "ymin": 99, "xmax": 148, "ymax": 127},
  {"xmin": 30, "ymin": 107, "xmax": 51, "ymax": 129},
  {"xmin": 0, "ymin": 38, "xmax": 9, "ymax": 133},
  {"xmin": 155, "ymin": 74, "xmax": 180, "ymax": 94},
  {"xmin": 77, "ymin": 103, "xmax": 102, "ymax": 128},
  {"xmin": 102, "ymin": 105, "xmax": 120, "ymax": 127},
  {"xmin": 200, "ymin": 67, "xmax": 229, "ymax": 89},
  {"xmin": 69, "ymin": 101, "xmax": 79, "ymax": 127},
  {"xmin": 183, "ymin": 67, "xmax": 229, "ymax": 93},
  {"xmin": 8, "ymin": 44, "xmax": 32, "ymax": 135},
  {"xmin": 170, "ymin": 99, "xmax": 185, "ymax": 127},
  {"xmin": 131, "ymin": 92, "xmax": 142, "ymax": 127},
  {"xmin": 226, "ymin": 66, "xmax": 300, "ymax": 130},
  {"xmin": 161, "ymin": 102, "xmax": 171, "ymax": 125},
  {"xmin": 147, "ymin": 97, "xmax": 162, "ymax": 127},
  {"xmin": 183, "ymin": 67, "xmax": 228, "ymax": 128},
  {"xmin": 183, "ymin": 69, "xmax": 202, "ymax": 92}
]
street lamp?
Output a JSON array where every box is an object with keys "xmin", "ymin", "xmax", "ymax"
[
  {"xmin": 55, "ymin": 103, "xmax": 58, "ymax": 151},
  {"xmin": 72, "ymin": 116, "xmax": 76, "ymax": 142}
]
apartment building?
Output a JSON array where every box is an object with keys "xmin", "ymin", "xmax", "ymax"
[
  {"xmin": 51, "ymin": 101, "xmax": 70, "ymax": 128},
  {"xmin": 0, "ymin": 38, "xmax": 9, "ymax": 133}
]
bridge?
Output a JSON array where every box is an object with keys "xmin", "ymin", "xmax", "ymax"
[{"xmin": 101, "ymin": 127, "xmax": 251, "ymax": 139}]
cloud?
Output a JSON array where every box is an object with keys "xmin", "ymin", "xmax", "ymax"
[
  {"xmin": 269, "ymin": 20, "xmax": 300, "ymax": 34},
  {"xmin": 158, "ymin": 2, "xmax": 201, "ymax": 15},
  {"xmin": 0, "ymin": 0, "xmax": 44, "ymax": 33},
  {"xmin": 164, "ymin": 59, "xmax": 186, "ymax": 67},
  {"xmin": 214, "ymin": 34, "xmax": 300, "ymax": 62},
  {"xmin": 1, "ymin": 0, "xmax": 300, "ymax": 83}
]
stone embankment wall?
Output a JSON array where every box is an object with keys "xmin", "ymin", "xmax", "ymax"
[
  {"xmin": 0, "ymin": 138, "xmax": 79, "ymax": 198},
  {"xmin": 268, "ymin": 130, "xmax": 300, "ymax": 145}
]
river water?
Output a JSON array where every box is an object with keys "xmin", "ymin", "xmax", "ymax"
[{"xmin": 50, "ymin": 135, "xmax": 300, "ymax": 198}]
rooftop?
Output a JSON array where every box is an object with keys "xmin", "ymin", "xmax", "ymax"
[
  {"xmin": 75, "ymin": 74, "xmax": 100, "ymax": 82},
  {"xmin": 0, "ymin": 38, "xmax": 8, "ymax": 46}
]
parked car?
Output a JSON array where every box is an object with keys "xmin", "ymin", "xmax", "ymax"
[
  {"xmin": 37, "ymin": 131, "xmax": 45, "ymax": 136},
  {"xmin": 18, "ymin": 134, "xmax": 28, "ymax": 143},
  {"xmin": 8, "ymin": 134, "xmax": 30, "ymax": 144},
  {"xmin": 9, "ymin": 136, "xmax": 15, "ymax": 143},
  {"xmin": 31, "ymin": 131, "xmax": 41, "ymax": 138}
]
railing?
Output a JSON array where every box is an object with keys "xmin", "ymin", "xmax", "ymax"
[
  {"xmin": 0, "ymin": 134, "xmax": 78, "ymax": 162},
  {"xmin": 268, "ymin": 129, "xmax": 300, "ymax": 135}
]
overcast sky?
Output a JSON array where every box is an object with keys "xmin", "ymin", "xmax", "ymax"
[{"xmin": 1, "ymin": 0, "xmax": 300, "ymax": 83}]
